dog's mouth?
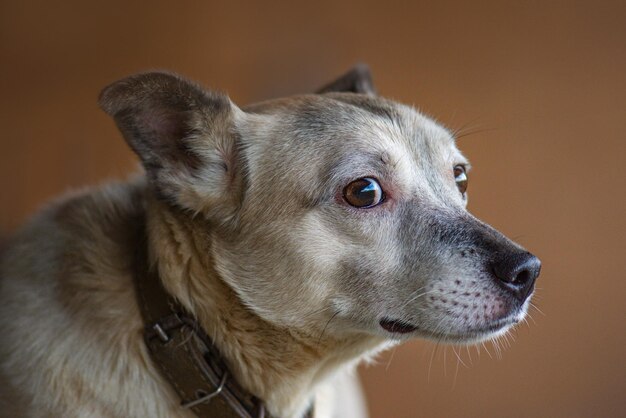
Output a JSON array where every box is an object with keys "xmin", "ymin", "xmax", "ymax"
[
  {"xmin": 379, "ymin": 317, "xmax": 418, "ymax": 334},
  {"xmin": 378, "ymin": 315, "xmax": 519, "ymax": 343}
]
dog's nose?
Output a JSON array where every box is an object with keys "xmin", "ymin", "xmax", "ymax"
[{"xmin": 491, "ymin": 252, "xmax": 541, "ymax": 302}]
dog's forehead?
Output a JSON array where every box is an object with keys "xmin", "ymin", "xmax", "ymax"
[{"xmin": 243, "ymin": 93, "xmax": 461, "ymax": 168}]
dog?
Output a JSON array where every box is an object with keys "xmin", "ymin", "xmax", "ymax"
[{"xmin": 0, "ymin": 65, "xmax": 540, "ymax": 418}]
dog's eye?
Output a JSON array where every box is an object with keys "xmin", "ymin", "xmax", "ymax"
[
  {"xmin": 343, "ymin": 178, "xmax": 384, "ymax": 208},
  {"xmin": 454, "ymin": 165, "xmax": 468, "ymax": 194}
]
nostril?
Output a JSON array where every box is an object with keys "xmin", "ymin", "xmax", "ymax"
[
  {"xmin": 514, "ymin": 269, "xmax": 531, "ymax": 285},
  {"xmin": 491, "ymin": 252, "xmax": 541, "ymax": 302}
]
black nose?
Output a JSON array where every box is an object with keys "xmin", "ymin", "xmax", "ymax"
[{"xmin": 491, "ymin": 252, "xmax": 541, "ymax": 302}]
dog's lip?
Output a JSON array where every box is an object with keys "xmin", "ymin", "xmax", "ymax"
[
  {"xmin": 421, "ymin": 318, "xmax": 518, "ymax": 343},
  {"xmin": 378, "ymin": 311, "xmax": 522, "ymax": 339},
  {"xmin": 379, "ymin": 317, "xmax": 418, "ymax": 334}
]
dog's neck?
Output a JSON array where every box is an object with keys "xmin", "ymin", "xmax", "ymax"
[{"xmin": 145, "ymin": 199, "xmax": 385, "ymax": 418}]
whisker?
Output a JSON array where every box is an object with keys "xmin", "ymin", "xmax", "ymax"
[
  {"xmin": 531, "ymin": 294, "xmax": 544, "ymax": 302},
  {"xmin": 481, "ymin": 342, "xmax": 493, "ymax": 360},
  {"xmin": 465, "ymin": 345, "xmax": 474, "ymax": 365},
  {"xmin": 316, "ymin": 311, "xmax": 339, "ymax": 345},
  {"xmin": 453, "ymin": 347, "xmax": 461, "ymax": 389},
  {"xmin": 454, "ymin": 127, "xmax": 498, "ymax": 141},
  {"xmin": 428, "ymin": 341, "xmax": 441, "ymax": 382},
  {"xmin": 385, "ymin": 346, "xmax": 398, "ymax": 372},
  {"xmin": 491, "ymin": 338, "xmax": 501, "ymax": 360},
  {"xmin": 529, "ymin": 301, "xmax": 546, "ymax": 316},
  {"xmin": 299, "ymin": 305, "xmax": 333, "ymax": 321},
  {"xmin": 397, "ymin": 287, "xmax": 436, "ymax": 311},
  {"xmin": 520, "ymin": 316, "xmax": 531, "ymax": 328},
  {"xmin": 443, "ymin": 346, "xmax": 448, "ymax": 377},
  {"xmin": 506, "ymin": 332, "xmax": 516, "ymax": 344},
  {"xmin": 450, "ymin": 117, "xmax": 492, "ymax": 140},
  {"xmin": 453, "ymin": 345, "xmax": 469, "ymax": 368}
]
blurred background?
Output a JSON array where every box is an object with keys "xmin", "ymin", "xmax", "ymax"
[{"xmin": 1, "ymin": 1, "xmax": 624, "ymax": 417}]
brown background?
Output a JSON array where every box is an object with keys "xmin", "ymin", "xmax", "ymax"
[{"xmin": 1, "ymin": 1, "xmax": 625, "ymax": 417}]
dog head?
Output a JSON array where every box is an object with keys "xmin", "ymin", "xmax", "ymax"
[{"xmin": 100, "ymin": 66, "xmax": 540, "ymax": 345}]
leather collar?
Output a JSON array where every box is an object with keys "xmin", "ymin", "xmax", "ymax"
[{"xmin": 133, "ymin": 228, "xmax": 311, "ymax": 418}]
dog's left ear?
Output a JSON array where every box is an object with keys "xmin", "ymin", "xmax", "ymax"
[
  {"xmin": 99, "ymin": 71, "xmax": 244, "ymax": 217},
  {"xmin": 316, "ymin": 63, "xmax": 376, "ymax": 95}
]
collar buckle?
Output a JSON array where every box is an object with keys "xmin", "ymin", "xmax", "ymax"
[{"xmin": 181, "ymin": 371, "xmax": 229, "ymax": 409}]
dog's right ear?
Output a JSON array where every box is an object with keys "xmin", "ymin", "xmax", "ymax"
[
  {"xmin": 316, "ymin": 63, "xmax": 376, "ymax": 95},
  {"xmin": 99, "ymin": 72, "xmax": 243, "ymax": 216}
]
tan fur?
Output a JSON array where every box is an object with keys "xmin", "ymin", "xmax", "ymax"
[{"xmin": 146, "ymin": 196, "xmax": 386, "ymax": 417}]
